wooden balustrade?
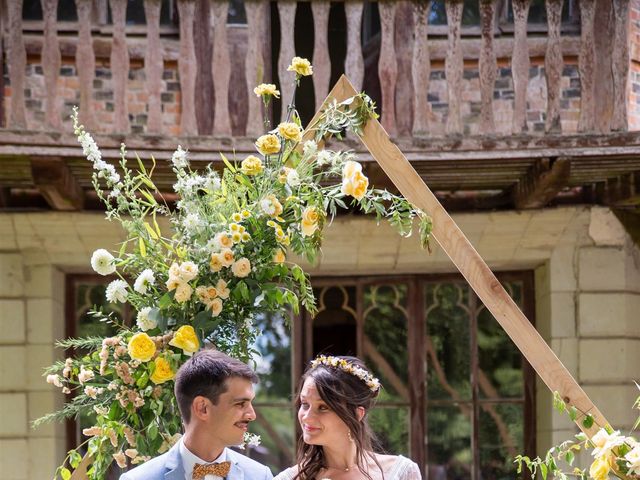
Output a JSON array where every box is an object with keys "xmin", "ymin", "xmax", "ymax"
[{"xmin": 0, "ymin": 0, "xmax": 635, "ymax": 138}]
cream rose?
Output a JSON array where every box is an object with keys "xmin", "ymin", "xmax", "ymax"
[
  {"xmin": 232, "ymin": 258, "xmax": 251, "ymax": 278},
  {"xmin": 301, "ymin": 206, "xmax": 320, "ymax": 237},
  {"xmin": 174, "ymin": 282, "xmax": 193, "ymax": 303}
]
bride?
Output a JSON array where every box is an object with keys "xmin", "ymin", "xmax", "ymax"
[{"xmin": 275, "ymin": 355, "xmax": 421, "ymax": 480}]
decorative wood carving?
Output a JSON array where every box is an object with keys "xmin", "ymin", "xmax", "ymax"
[
  {"xmin": 194, "ymin": 0, "xmax": 214, "ymax": 135},
  {"xmin": 378, "ymin": 0, "xmax": 398, "ymax": 136},
  {"xmin": 511, "ymin": 0, "xmax": 530, "ymax": 133},
  {"xmin": 311, "ymin": 0, "xmax": 331, "ymax": 112},
  {"xmin": 277, "ymin": 0, "xmax": 297, "ymax": 121},
  {"xmin": 579, "ymin": 0, "xmax": 596, "ymax": 132},
  {"xmin": 75, "ymin": 0, "xmax": 96, "ymax": 130},
  {"xmin": 7, "ymin": 0, "xmax": 27, "ymax": 128},
  {"xmin": 245, "ymin": 0, "xmax": 265, "ymax": 136},
  {"xmin": 41, "ymin": 0, "xmax": 61, "ymax": 129},
  {"xmin": 611, "ymin": 0, "xmax": 630, "ymax": 131},
  {"xmin": 177, "ymin": 0, "xmax": 198, "ymax": 136},
  {"xmin": 445, "ymin": 0, "xmax": 463, "ymax": 135},
  {"xmin": 395, "ymin": 2, "xmax": 414, "ymax": 136},
  {"xmin": 513, "ymin": 157, "xmax": 571, "ymax": 209},
  {"xmin": 594, "ymin": 0, "xmax": 614, "ymax": 133},
  {"xmin": 212, "ymin": 0, "xmax": 232, "ymax": 136},
  {"xmin": 412, "ymin": 0, "xmax": 433, "ymax": 136},
  {"xmin": 479, "ymin": 0, "xmax": 497, "ymax": 134},
  {"xmin": 31, "ymin": 157, "xmax": 85, "ymax": 210},
  {"xmin": 544, "ymin": 0, "xmax": 563, "ymax": 133},
  {"xmin": 110, "ymin": 0, "xmax": 130, "ymax": 133},
  {"xmin": 345, "ymin": 0, "xmax": 364, "ymax": 91},
  {"xmin": 143, "ymin": 0, "xmax": 163, "ymax": 134}
]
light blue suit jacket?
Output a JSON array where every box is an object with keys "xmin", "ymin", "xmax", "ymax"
[{"xmin": 119, "ymin": 444, "xmax": 273, "ymax": 480}]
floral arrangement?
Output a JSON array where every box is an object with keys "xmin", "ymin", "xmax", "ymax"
[
  {"xmin": 37, "ymin": 57, "xmax": 432, "ymax": 479},
  {"xmin": 515, "ymin": 389, "xmax": 640, "ymax": 480}
]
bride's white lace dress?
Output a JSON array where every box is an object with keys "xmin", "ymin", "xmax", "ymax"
[{"xmin": 274, "ymin": 456, "xmax": 422, "ymax": 480}]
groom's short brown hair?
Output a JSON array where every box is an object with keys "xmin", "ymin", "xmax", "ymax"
[{"xmin": 174, "ymin": 349, "xmax": 258, "ymax": 424}]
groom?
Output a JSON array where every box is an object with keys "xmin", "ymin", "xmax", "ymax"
[{"xmin": 120, "ymin": 350, "xmax": 273, "ymax": 480}]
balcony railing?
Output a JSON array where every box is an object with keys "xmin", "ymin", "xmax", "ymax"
[{"xmin": 0, "ymin": 0, "xmax": 636, "ymax": 139}]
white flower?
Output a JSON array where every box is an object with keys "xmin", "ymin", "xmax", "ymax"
[
  {"xmin": 46, "ymin": 374, "xmax": 63, "ymax": 387},
  {"xmin": 303, "ymin": 140, "xmax": 317, "ymax": 157},
  {"xmin": 136, "ymin": 307, "xmax": 157, "ymax": 331},
  {"xmin": 205, "ymin": 175, "xmax": 221, "ymax": 191},
  {"xmin": 626, "ymin": 444, "xmax": 640, "ymax": 476},
  {"xmin": 94, "ymin": 405, "xmax": 109, "ymax": 416},
  {"xmin": 316, "ymin": 150, "xmax": 334, "ymax": 166},
  {"xmin": 106, "ymin": 279, "xmax": 128, "ymax": 303},
  {"xmin": 91, "ymin": 249, "xmax": 116, "ymax": 276},
  {"xmin": 591, "ymin": 428, "xmax": 626, "ymax": 458},
  {"xmin": 171, "ymin": 145, "xmax": 189, "ymax": 169},
  {"xmin": 78, "ymin": 366, "xmax": 94, "ymax": 384},
  {"xmin": 84, "ymin": 386, "xmax": 103, "ymax": 399},
  {"xmin": 243, "ymin": 432, "xmax": 261, "ymax": 448},
  {"xmin": 179, "ymin": 261, "xmax": 198, "ymax": 282},
  {"xmin": 286, "ymin": 169, "xmax": 301, "ymax": 187},
  {"xmin": 133, "ymin": 269, "xmax": 155, "ymax": 294},
  {"xmin": 260, "ymin": 198, "xmax": 276, "ymax": 216},
  {"xmin": 183, "ymin": 213, "xmax": 203, "ymax": 234}
]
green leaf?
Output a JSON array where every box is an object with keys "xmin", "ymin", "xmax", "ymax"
[
  {"xmin": 140, "ymin": 189, "xmax": 157, "ymax": 205},
  {"xmin": 138, "ymin": 237, "xmax": 147, "ymax": 257},
  {"xmin": 144, "ymin": 222, "xmax": 159, "ymax": 240},
  {"xmin": 136, "ymin": 371, "xmax": 149, "ymax": 389},
  {"xmin": 569, "ymin": 406, "xmax": 577, "ymax": 421},
  {"xmin": 159, "ymin": 293, "xmax": 172, "ymax": 309},
  {"xmin": 564, "ymin": 451, "xmax": 574, "ymax": 466},
  {"xmin": 539, "ymin": 463, "xmax": 548, "ymax": 480},
  {"xmin": 220, "ymin": 153, "xmax": 236, "ymax": 173},
  {"xmin": 136, "ymin": 153, "xmax": 146, "ymax": 174},
  {"xmin": 148, "ymin": 422, "xmax": 158, "ymax": 440},
  {"xmin": 69, "ymin": 450, "xmax": 82, "ymax": 469},
  {"xmin": 553, "ymin": 391, "xmax": 566, "ymax": 413},
  {"xmin": 582, "ymin": 414, "xmax": 594, "ymax": 429},
  {"xmin": 60, "ymin": 467, "xmax": 72, "ymax": 480}
]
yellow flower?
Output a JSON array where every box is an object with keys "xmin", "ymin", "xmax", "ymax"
[
  {"xmin": 150, "ymin": 357, "xmax": 175, "ymax": 384},
  {"xmin": 278, "ymin": 122, "xmax": 302, "ymax": 142},
  {"xmin": 169, "ymin": 325, "xmax": 199, "ymax": 355},
  {"xmin": 210, "ymin": 253, "xmax": 223, "ymax": 272},
  {"xmin": 589, "ymin": 457, "xmax": 610, "ymax": 480},
  {"xmin": 231, "ymin": 231, "xmax": 242, "ymax": 243},
  {"xmin": 301, "ymin": 206, "xmax": 320, "ymax": 237},
  {"xmin": 278, "ymin": 166, "xmax": 292, "ymax": 184},
  {"xmin": 174, "ymin": 282, "xmax": 193, "ymax": 303},
  {"xmin": 273, "ymin": 249, "xmax": 286, "ymax": 264},
  {"xmin": 341, "ymin": 161, "xmax": 369, "ymax": 200},
  {"xmin": 128, "ymin": 332, "xmax": 157, "ymax": 362},
  {"xmin": 254, "ymin": 83, "xmax": 280, "ymax": 98},
  {"xmin": 240, "ymin": 155, "xmax": 264, "ymax": 176},
  {"xmin": 287, "ymin": 56, "xmax": 313, "ymax": 76},
  {"xmin": 241, "ymin": 232, "xmax": 251, "ymax": 242},
  {"xmin": 241, "ymin": 210, "xmax": 251, "ymax": 219},
  {"xmin": 232, "ymin": 258, "xmax": 252, "ymax": 278},
  {"xmin": 232, "ymin": 213, "xmax": 242, "ymax": 222},
  {"xmin": 255, "ymin": 134, "xmax": 281, "ymax": 156},
  {"xmin": 342, "ymin": 160, "xmax": 362, "ymax": 179}
]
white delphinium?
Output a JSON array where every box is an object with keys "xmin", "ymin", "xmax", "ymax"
[
  {"xmin": 239, "ymin": 432, "xmax": 261, "ymax": 449},
  {"xmin": 106, "ymin": 279, "xmax": 128, "ymax": 303},
  {"xmin": 136, "ymin": 307, "xmax": 157, "ymax": 331},
  {"xmin": 91, "ymin": 249, "xmax": 116, "ymax": 276},
  {"xmin": 260, "ymin": 198, "xmax": 276, "ymax": 216},
  {"xmin": 171, "ymin": 145, "xmax": 189, "ymax": 169},
  {"xmin": 316, "ymin": 150, "xmax": 334, "ymax": 166},
  {"xmin": 183, "ymin": 213, "xmax": 204, "ymax": 235},
  {"xmin": 303, "ymin": 140, "xmax": 317, "ymax": 157},
  {"xmin": 204, "ymin": 174, "xmax": 221, "ymax": 192},
  {"xmin": 133, "ymin": 269, "xmax": 155, "ymax": 294},
  {"xmin": 286, "ymin": 168, "xmax": 301, "ymax": 187}
]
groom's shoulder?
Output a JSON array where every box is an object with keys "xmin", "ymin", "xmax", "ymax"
[
  {"xmin": 228, "ymin": 449, "xmax": 273, "ymax": 478},
  {"xmin": 119, "ymin": 450, "xmax": 173, "ymax": 480}
]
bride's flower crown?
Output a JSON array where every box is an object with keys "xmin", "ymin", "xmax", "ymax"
[{"xmin": 310, "ymin": 355, "xmax": 381, "ymax": 393}]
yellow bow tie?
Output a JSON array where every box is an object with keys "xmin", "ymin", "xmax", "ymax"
[{"xmin": 192, "ymin": 461, "xmax": 232, "ymax": 479}]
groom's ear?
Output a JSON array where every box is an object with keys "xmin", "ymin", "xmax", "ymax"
[
  {"xmin": 192, "ymin": 395, "xmax": 210, "ymax": 421},
  {"xmin": 356, "ymin": 406, "xmax": 365, "ymax": 422}
]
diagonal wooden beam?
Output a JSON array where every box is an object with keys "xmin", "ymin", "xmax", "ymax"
[
  {"xmin": 31, "ymin": 157, "xmax": 85, "ymax": 210},
  {"xmin": 305, "ymin": 75, "xmax": 609, "ymax": 438},
  {"xmin": 513, "ymin": 157, "xmax": 571, "ymax": 209}
]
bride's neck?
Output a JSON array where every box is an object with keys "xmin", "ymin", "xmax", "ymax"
[{"xmin": 322, "ymin": 442, "xmax": 358, "ymax": 470}]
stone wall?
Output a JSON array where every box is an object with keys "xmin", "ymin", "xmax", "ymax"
[{"xmin": 0, "ymin": 207, "xmax": 639, "ymax": 478}]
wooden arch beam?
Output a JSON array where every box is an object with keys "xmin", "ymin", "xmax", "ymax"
[
  {"xmin": 31, "ymin": 157, "xmax": 85, "ymax": 211},
  {"xmin": 513, "ymin": 157, "xmax": 571, "ymax": 209},
  {"xmin": 303, "ymin": 75, "xmax": 609, "ymax": 438}
]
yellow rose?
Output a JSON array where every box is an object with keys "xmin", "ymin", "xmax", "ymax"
[
  {"xmin": 301, "ymin": 206, "xmax": 320, "ymax": 237},
  {"xmin": 342, "ymin": 170, "xmax": 369, "ymax": 200},
  {"xmin": 253, "ymin": 83, "xmax": 280, "ymax": 98},
  {"xmin": 255, "ymin": 134, "xmax": 281, "ymax": 156},
  {"xmin": 240, "ymin": 155, "xmax": 264, "ymax": 176},
  {"xmin": 287, "ymin": 56, "xmax": 313, "ymax": 76},
  {"xmin": 150, "ymin": 357, "xmax": 175, "ymax": 384},
  {"xmin": 208, "ymin": 298, "xmax": 223, "ymax": 316},
  {"xmin": 206, "ymin": 286, "xmax": 218, "ymax": 299},
  {"xmin": 232, "ymin": 258, "xmax": 251, "ymax": 278},
  {"xmin": 128, "ymin": 332, "xmax": 157, "ymax": 362},
  {"xmin": 210, "ymin": 253, "xmax": 223, "ymax": 272},
  {"xmin": 273, "ymin": 249, "xmax": 286, "ymax": 264},
  {"xmin": 278, "ymin": 122, "xmax": 302, "ymax": 142},
  {"xmin": 220, "ymin": 248, "xmax": 235, "ymax": 267},
  {"xmin": 589, "ymin": 457, "xmax": 610, "ymax": 480},
  {"xmin": 169, "ymin": 325, "xmax": 199, "ymax": 355},
  {"xmin": 174, "ymin": 282, "xmax": 193, "ymax": 303}
]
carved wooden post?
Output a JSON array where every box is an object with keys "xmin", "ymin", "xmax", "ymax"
[
  {"xmin": 311, "ymin": 0, "xmax": 331, "ymax": 112},
  {"xmin": 395, "ymin": 1, "xmax": 414, "ymax": 136},
  {"xmin": 345, "ymin": 0, "xmax": 364, "ymax": 91},
  {"xmin": 110, "ymin": 0, "xmax": 130, "ymax": 133},
  {"xmin": 611, "ymin": 0, "xmax": 630, "ymax": 131},
  {"xmin": 194, "ymin": 0, "xmax": 213, "ymax": 135},
  {"xmin": 594, "ymin": 0, "xmax": 614, "ymax": 133},
  {"xmin": 144, "ymin": 0, "xmax": 163, "ymax": 134},
  {"xmin": 75, "ymin": 0, "xmax": 96, "ymax": 130},
  {"xmin": 412, "ymin": 0, "xmax": 432, "ymax": 136},
  {"xmin": 479, "ymin": 0, "xmax": 497, "ymax": 134},
  {"xmin": 7, "ymin": 0, "xmax": 27, "ymax": 128},
  {"xmin": 278, "ymin": 0, "xmax": 297, "ymax": 121},
  {"xmin": 245, "ymin": 0, "xmax": 265, "ymax": 136},
  {"xmin": 177, "ymin": 0, "xmax": 198, "ymax": 136},
  {"xmin": 578, "ymin": 0, "xmax": 596, "ymax": 132},
  {"xmin": 511, "ymin": 0, "xmax": 530, "ymax": 133},
  {"xmin": 211, "ymin": 0, "xmax": 232, "ymax": 136},
  {"xmin": 378, "ymin": 0, "xmax": 397, "ymax": 136},
  {"xmin": 0, "ymin": 0, "xmax": 4, "ymax": 127},
  {"xmin": 545, "ymin": 0, "xmax": 563, "ymax": 132},
  {"xmin": 445, "ymin": 0, "xmax": 463, "ymax": 135},
  {"xmin": 41, "ymin": 0, "xmax": 61, "ymax": 129}
]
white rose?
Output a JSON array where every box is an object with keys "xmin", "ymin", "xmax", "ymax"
[
  {"xmin": 179, "ymin": 261, "xmax": 198, "ymax": 282},
  {"xmin": 91, "ymin": 249, "xmax": 116, "ymax": 276},
  {"xmin": 136, "ymin": 307, "xmax": 157, "ymax": 332},
  {"xmin": 133, "ymin": 269, "xmax": 155, "ymax": 294},
  {"xmin": 106, "ymin": 280, "xmax": 128, "ymax": 303}
]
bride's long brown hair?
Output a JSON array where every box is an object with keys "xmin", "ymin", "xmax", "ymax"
[{"xmin": 293, "ymin": 356, "xmax": 384, "ymax": 480}]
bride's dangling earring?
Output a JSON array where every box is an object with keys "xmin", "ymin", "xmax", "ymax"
[{"xmin": 347, "ymin": 430, "xmax": 354, "ymax": 443}]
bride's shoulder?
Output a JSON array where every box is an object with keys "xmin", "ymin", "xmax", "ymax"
[
  {"xmin": 372, "ymin": 454, "xmax": 421, "ymax": 479},
  {"xmin": 274, "ymin": 465, "xmax": 299, "ymax": 480}
]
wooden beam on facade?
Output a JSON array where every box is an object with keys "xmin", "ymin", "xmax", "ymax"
[
  {"xmin": 30, "ymin": 157, "xmax": 85, "ymax": 210},
  {"xmin": 512, "ymin": 157, "xmax": 571, "ymax": 209},
  {"xmin": 604, "ymin": 172, "xmax": 640, "ymax": 206}
]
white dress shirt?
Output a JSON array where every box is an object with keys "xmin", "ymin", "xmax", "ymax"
[{"xmin": 179, "ymin": 438, "xmax": 228, "ymax": 480}]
